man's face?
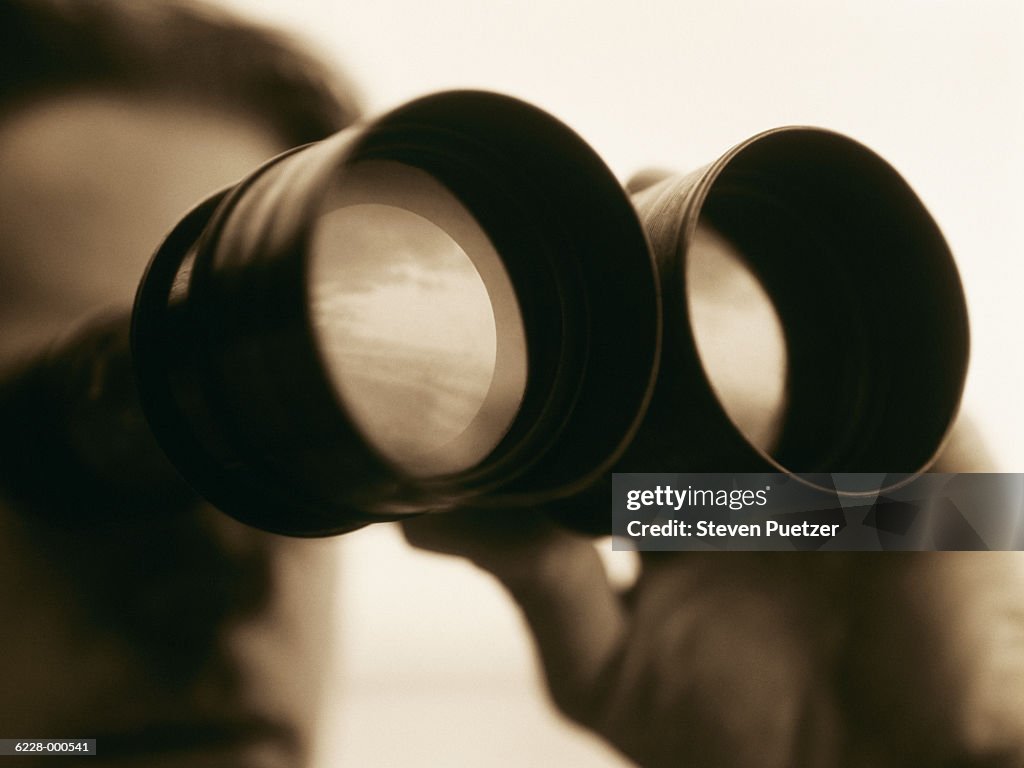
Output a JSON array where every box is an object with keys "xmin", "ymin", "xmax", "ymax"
[{"xmin": 0, "ymin": 92, "xmax": 339, "ymax": 768}]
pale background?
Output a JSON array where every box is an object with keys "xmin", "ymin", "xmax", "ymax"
[{"xmin": 215, "ymin": 1, "xmax": 1023, "ymax": 765}]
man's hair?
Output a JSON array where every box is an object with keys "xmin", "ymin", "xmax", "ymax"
[{"xmin": 0, "ymin": 0, "xmax": 363, "ymax": 145}]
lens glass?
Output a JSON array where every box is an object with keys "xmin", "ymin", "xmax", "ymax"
[
  {"xmin": 309, "ymin": 161, "xmax": 527, "ymax": 477},
  {"xmin": 688, "ymin": 224, "xmax": 788, "ymax": 453}
]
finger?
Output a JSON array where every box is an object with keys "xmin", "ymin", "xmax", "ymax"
[{"xmin": 402, "ymin": 509, "xmax": 628, "ymax": 722}]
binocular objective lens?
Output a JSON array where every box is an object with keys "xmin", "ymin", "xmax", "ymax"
[
  {"xmin": 308, "ymin": 160, "xmax": 528, "ymax": 478},
  {"xmin": 687, "ymin": 224, "xmax": 789, "ymax": 454}
]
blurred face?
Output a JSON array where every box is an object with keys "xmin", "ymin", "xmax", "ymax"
[{"xmin": 0, "ymin": 93, "xmax": 340, "ymax": 767}]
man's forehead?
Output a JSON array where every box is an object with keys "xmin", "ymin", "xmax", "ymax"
[
  {"xmin": 0, "ymin": 91, "xmax": 284, "ymax": 359},
  {"xmin": 0, "ymin": 90, "xmax": 284, "ymax": 241}
]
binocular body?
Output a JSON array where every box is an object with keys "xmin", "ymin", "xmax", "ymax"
[{"xmin": 0, "ymin": 91, "xmax": 969, "ymax": 537}]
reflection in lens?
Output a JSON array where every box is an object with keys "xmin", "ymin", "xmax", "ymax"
[
  {"xmin": 308, "ymin": 162, "xmax": 527, "ymax": 477},
  {"xmin": 688, "ymin": 224, "xmax": 788, "ymax": 452}
]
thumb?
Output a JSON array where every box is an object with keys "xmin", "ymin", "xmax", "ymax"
[{"xmin": 402, "ymin": 509, "xmax": 627, "ymax": 722}]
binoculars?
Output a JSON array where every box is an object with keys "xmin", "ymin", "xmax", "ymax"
[{"xmin": 0, "ymin": 91, "xmax": 968, "ymax": 536}]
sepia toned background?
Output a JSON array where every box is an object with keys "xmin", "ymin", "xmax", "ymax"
[{"xmin": 214, "ymin": 1, "xmax": 1024, "ymax": 764}]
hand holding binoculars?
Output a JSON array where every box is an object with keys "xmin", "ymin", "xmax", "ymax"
[{"xmin": 0, "ymin": 91, "xmax": 968, "ymax": 536}]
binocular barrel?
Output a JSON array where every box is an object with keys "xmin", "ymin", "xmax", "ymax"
[
  {"xmin": 0, "ymin": 91, "xmax": 968, "ymax": 537},
  {"xmin": 551, "ymin": 127, "xmax": 969, "ymax": 531}
]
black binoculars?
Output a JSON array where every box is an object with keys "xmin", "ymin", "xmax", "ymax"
[{"xmin": 0, "ymin": 91, "xmax": 968, "ymax": 536}]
